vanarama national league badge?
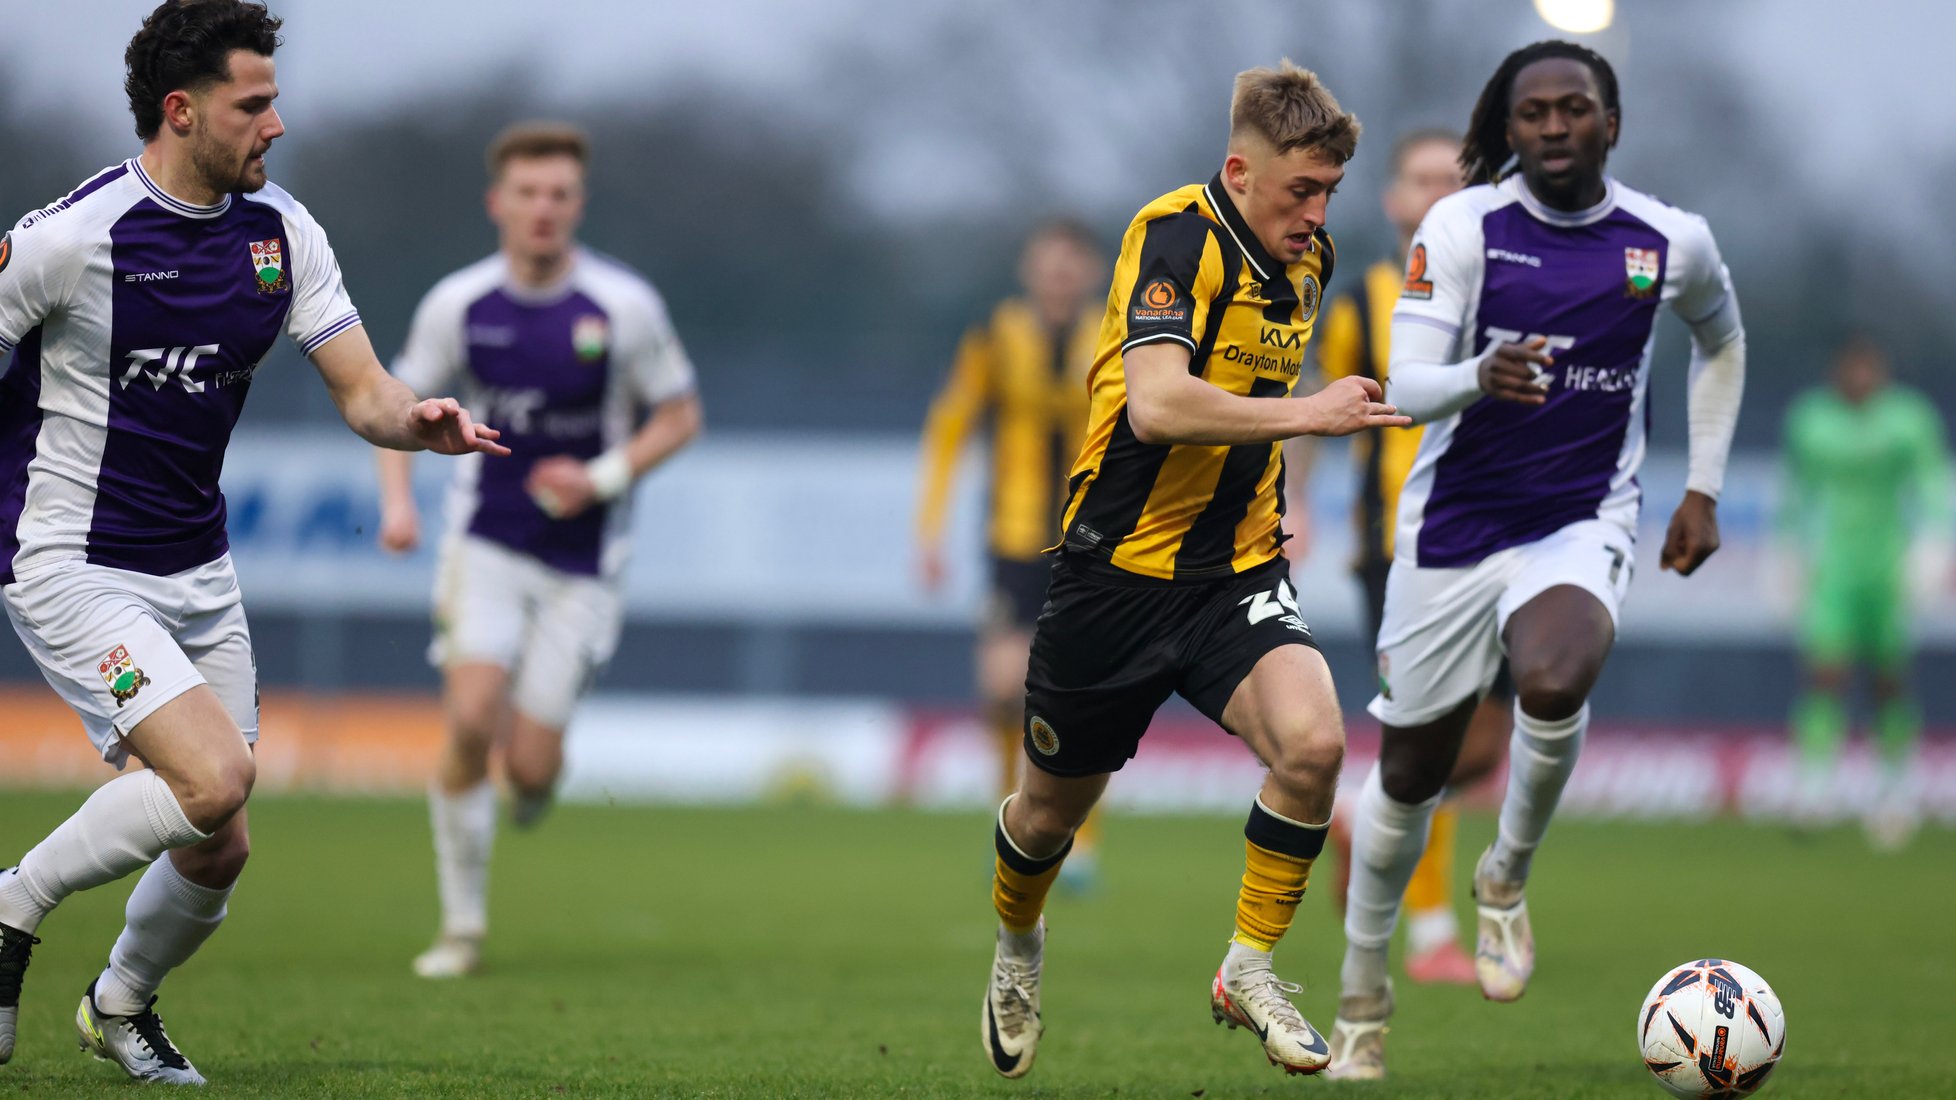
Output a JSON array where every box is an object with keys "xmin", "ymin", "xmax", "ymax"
[
  {"xmin": 1623, "ymin": 247, "xmax": 1660, "ymax": 299},
  {"xmin": 98, "ymin": 644, "xmax": 151, "ymax": 708},
  {"xmin": 249, "ymin": 239, "xmax": 287, "ymax": 294}
]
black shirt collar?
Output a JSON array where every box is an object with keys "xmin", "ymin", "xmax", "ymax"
[{"xmin": 1203, "ymin": 172, "xmax": 1283, "ymax": 283}]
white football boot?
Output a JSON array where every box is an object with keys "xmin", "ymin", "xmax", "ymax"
[
  {"xmin": 1471, "ymin": 847, "xmax": 1534, "ymax": 1002},
  {"xmin": 411, "ymin": 934, "xmax": 482, "ymax": 979},
  {"xmin": 1323, "ymin": 981, "xmax": 1393, "ymax": 1081},
  {"xmin": 1210, "ymin": 956, "xmax": 1331, "ymax": 1075},
  {"xmin": 76, "ymin": 981, "xmax": 205, "ymax": 1086},
  {"xmin": 980, "ymin": 920, "xmax": 1043, "ymax": 1079}
]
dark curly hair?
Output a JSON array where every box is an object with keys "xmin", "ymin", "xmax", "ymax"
[
  {"xmin": 1460, "ymin": 40, "xmax": 1619, "ymax": 186},
  {"xmin": 124, "ymin": 1, "xmax": 283, "ymax": 140}
]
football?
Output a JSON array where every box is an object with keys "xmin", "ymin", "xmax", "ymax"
[{"xmin": 1636, "ymin": 959, "xmax": 1785, "ymax": 1097}]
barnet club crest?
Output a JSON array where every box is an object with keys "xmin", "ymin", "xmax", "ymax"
[
  {"xmin": 249, "ymin": 239, "xmax": 288, "ymax": 294},
  {"xmin": 1624, "ymin": 247, "xmax": 1660, "ymax": 299},
  {"xmin": 98, "ymin": 644, "xmax": 151, "ymax": 708}
]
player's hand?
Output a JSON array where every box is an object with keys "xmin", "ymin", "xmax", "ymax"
[
  {"xmin": 409, "ymin": 397, "xmax": 510, "ymax": 457},
  {"xmin": 526, "ymin": 455, "xmax": 597, "ymax": 519},
  {"xmin": 918, "ymin": 544, "xmax": 947, "ymax": 593},
  {"xmin": 377, "ymin": 499, "xmax": 420, "ymax": 554},
  {"xmin": 1479, "ymin": 337, "xmax": 1555, "ymax": 406},
  {"xmin": 1302, "ymin": 375, "xmax": 1412, "ymax": 437},
  {"xmin": 1661, "ymin": 490, "xmax": 1721, "ymax": 576}
]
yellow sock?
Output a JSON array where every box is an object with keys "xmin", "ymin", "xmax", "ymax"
[
  {"xmin": 1404, "ymin": 803, "xmax": 1457, "ymax": 917},
  {"xmin": 992, "ymin": 798, "xmax": 1070, "ymax": 934},
  {"xmin": 993, "ymin": 713, "xmax": 1022, "ymax": 800},
  {"xmin": 1232, "ymin": 798, "xmax": 1328, "ymax": 952}
]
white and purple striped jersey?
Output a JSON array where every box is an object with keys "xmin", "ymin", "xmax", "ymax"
[
  {"xmin": 1392, "ymin": 175, "xmax": 1741, "ymax": 568},
  {"xmin": 391, "ymin": 250, "xmax": 695, "ymax": 579},
  {"xmin": 0, "ymin": 159, "xmax": 359, "ymax": 584}
]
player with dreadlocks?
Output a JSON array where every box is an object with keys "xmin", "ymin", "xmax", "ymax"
[{"xmin": 1322, "ymin": 41, "xmax": 1746, "ymax": 1079}]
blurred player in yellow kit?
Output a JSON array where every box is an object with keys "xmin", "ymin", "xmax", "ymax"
[
  {"xmin": 1311, "ymin": 129, "xmax": 1509, "ymax": 985},
  {"xmin": 916, "ymin": 221, "xmax": 1108, "ymax": 887}
]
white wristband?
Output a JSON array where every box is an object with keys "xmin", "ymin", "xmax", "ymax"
[{"xmin": 584, "ymin": 449, "xmax": 634, "ymax": 502}]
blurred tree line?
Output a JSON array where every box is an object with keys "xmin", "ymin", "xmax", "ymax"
[{"xmin": 3, "ymin": 1, "xmax": 1950, "ymax": 447}]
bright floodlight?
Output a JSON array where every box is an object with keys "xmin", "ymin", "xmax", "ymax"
[{"xmin": 1533, "ymin": 0, "xmax": 1614, "ymax": 33}]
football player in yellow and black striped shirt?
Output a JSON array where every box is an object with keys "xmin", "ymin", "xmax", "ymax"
[
  {"xmin": 1312, "ymin": 129, "xmax": 1511, "ymax": 988},
  {"xmin": 916, "ymin": 220, "xmax": 1107, "ymax": 884},
  {"xmin": 979, "ymin": 62, "xmax": 1408, "ymax": 1081}
]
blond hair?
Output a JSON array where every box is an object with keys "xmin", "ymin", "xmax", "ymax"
[
  {"xmin": 1229, "ymin": 61, "xmax": 1360, "ymax": 163},
  {"xmin": 486, "ymin": 121, "xmax": 590, "ymax": 179}
]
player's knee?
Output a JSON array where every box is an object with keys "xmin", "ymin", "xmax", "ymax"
[
  {"xmin": 1379, "ymin": 749, "xmax": 1448, "ymax": 805},
  {"xmin": 1516, "ymin": 680, "xmax": 1585, "ymax": 723},
  {"xmin": 1014, "ymin": 793, "xmax": 1086, "ymax": 851},
  {"xmin": 170, "ymin": 750, "xmax": 255, "ymax": 833},
  {"xmin": 448, "ymin": 698, "xmax": 501, "ymax": 747},
  {"xmin": 1265, "ymin": 722, "xmax": 1345, "ymax": 798}
]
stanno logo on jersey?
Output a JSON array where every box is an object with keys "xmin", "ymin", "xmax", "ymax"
[
  {"xmin": 97, "ymin": 643, "xmax": 152, "ymax": 707},
  {"xmin": 1624, "ymin": 247, "xmax": 1660, "ymax": 299},
  {"xmin": 1402, "ymin": 244, "xmax": 1433, "ymax": 300},
  {"xmin": 0, "ymin": 232, "xmax": 11, "ymax": 275},
  {"xmin": 249, "ymin": 239, "xmax": 287, "ymax": 294},
  {"xmin": 572, "ymin": 314, "xmax": 609, "ymax": 362},
  {"xmin": 1299, "ymin": 273, "xmax": 1321, "ymax": 323}
]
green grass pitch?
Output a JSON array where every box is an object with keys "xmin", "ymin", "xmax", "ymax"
[{"xmin": 0, "ymin": 791, "xmax": 1950, "ymax": 1097}]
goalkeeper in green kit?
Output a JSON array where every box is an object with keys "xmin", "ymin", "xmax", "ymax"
[{"xmin": 1779, "ymin": 335, "xmax": 1952, "ymax": 849}]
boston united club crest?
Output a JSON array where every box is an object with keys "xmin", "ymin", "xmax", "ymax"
[
  {"xmin": 98, "ymin": 644, "xmax": 151, "ymax": 708},
  {"xmin": 1623, "ymin": 247, "xmax": 1660, "ymax": 299},
  {"xmin": 1028, "ymin": 716, "xmax": 1061, "ymax": 756},
  {"xmin": 249, "ymin": 239, "xmax": 288, "ymax": 294}
]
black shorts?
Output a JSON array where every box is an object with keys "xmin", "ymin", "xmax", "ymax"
[
  {"xmin": 1357, "ymin": 555, "xmax": 1512, "ymax": 701},
  {"xmin": 1021, "ymin": 553, "xmax": 1319, "ymax": 777},
  {"xmin": 984, "ymin": 555, "xmax": 1053, "ymax": 633}
]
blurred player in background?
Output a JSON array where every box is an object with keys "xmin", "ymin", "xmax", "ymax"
[
  {"xmin": 980, "ymin": 62, "xmax": 1410, "ymax": 1081},
  {"xmin": 916, "ymin": 220, "xmax": 1107, "ymax": 888},
  {"xmin": 0, "ymin": 1, "xmax": 504, "ymax": 1083},
  {"xmin": 377, "ymin": 123, "xmax": 702, "ymax": 978},
  {"xmin": 1780, "ymin": 334, "xmax": 1950, "ymax": 849},
  {"xmin": 1311, "ymin": 128, "xmax": 1504, "ymax": 987},
  {"xmin": 1327, "ymin": 41, "xmax": 1746, "ymax": 1079}
]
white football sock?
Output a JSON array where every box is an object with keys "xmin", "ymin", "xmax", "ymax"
[
  {"xmin": 1408, "ymin": 908, "xmax": 1460, "ymax": 955},
  {"xmin": 1341, "ymin": 763, "xmax": 1439, "ymax": 991},
  {"xmin": 429, "ymin": 782, "xmax": 495, "ymax": 939},
  {"xmin": 93, "ymin": 854, "xmax": 233, "ymax": 1016},
  {"xmin": 1222, "ymin": 937, "xmax": 1273, "ymax": 980},
  {"xmin": 1487, "ymin": 702, "xmax": 1588, "ymax": 884},
  {"xmin": 0, "ymin": 771, "xmax": 207, "ymax": 935}
]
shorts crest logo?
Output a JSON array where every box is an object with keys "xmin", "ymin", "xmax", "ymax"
[
  {"xmin": 1624, "ymin": 247, "xmax": 1660, "ymax": 299},
  {"xmin": 249, "ymin": 239, "xmax": 287, "ymax": 294},
  {"xmin": 1028, "ymin": 715, "xmax": 1061, "ymax": 756},
  {"xmin": 97, "ymin": 644, "xmax": 151, "ymax": 708}
]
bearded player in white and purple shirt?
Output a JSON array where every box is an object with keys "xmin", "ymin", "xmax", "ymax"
[
  {"xmin": 0, "ymin": 2, "xmax": 506, "ymax": 1084},
  {"xmin": 375, "ymin": 123, "xmax": 703, "ymax": 980},
  {"xmin": 1325, "ymin": 41, "xmax": 1746, "ymax": 1079}
]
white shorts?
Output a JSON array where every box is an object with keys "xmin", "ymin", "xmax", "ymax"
[
  {"xmin": 3, "ymin": 555, "xmax": 258, "ymax": 769},
  {"xmin": 431, "ymin": 535, "xmax": 623, "ymax": 729},
  {"xmin": 1368, "ymin": 519, "xmax": 1635, "ymax": 727}
]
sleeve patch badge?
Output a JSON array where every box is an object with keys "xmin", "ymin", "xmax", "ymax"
[
  {"xmin": 1130, "ymin": 279, "xmax": 1189, "ymax": 324},
  {"xmin": 1401, "ymin": 243, "xmax": 1434, "ymax": 300},
  {"xmin": 0, "ymin": 232, "xmax": 12, "ymax": 276}
]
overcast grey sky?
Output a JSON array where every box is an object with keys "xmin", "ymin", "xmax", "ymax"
[{"xmin": 7, "ymin": 0, "xmax": 1949, "ymax": 224}]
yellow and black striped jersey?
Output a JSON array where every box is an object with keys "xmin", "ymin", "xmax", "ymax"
[
  {"xmin": 1314, "ymin": 258, "xmax": 1424, "ymax": 563},
  {"xmin": 1056, "ymin": 173, "xmax": 1334, "ymax": 581},
  {"xmin": 916, "ymin": 298, "xmax": 1100, "ymax": 561}
]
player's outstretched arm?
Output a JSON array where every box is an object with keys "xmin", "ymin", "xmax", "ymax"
[
  {"xmin": 1124, "ymin": 343, "xmax": 1407, "ymax": 446},
  {"xmin": 308, "ymin": 326, "xmax": 509, "ymax": 456},
  {"xmin": 525, "ymin": 391, "xmax": 704, "ymax": 519}
]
